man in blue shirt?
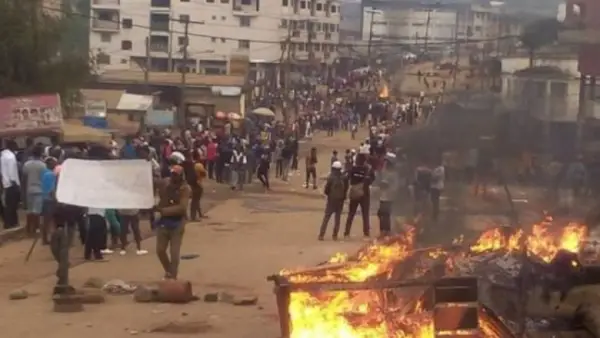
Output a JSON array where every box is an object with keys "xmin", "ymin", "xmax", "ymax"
[{"xmin": 40, "ymin": 157, "xmax": 58, "ymax": 245}]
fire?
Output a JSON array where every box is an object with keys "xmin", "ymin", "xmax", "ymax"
[{"xmin": 280, "ymin": 220, "xmax": 587, "ymax": 338}]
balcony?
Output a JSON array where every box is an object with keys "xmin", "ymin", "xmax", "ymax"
[
  {"xmin": 92, "ymin": 18, "xmax": 119, "ymax": 31},
  {"xmin": 92, "ymin": 9, "xmax": 119, "ymax": 31},
  {"xmin": 150, "ymin": 14, "xmax": 170, "ymax": 34},
  {"xmin": 149, "ymin": 36, "xmax": 169, "ymax": 53},
  {"xmin": 232, "ymin": 0, "xmax": 259, "ymax": 16},
  {"xmin": 92, "ymin": 0, "xmax": 119, "ymax": 8}
]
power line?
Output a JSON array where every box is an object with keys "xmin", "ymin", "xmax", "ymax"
[{"xmin": 49, "ymin": 6, "xmax": 518, "ymax": 48}]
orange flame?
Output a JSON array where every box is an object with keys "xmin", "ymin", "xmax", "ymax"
[{"xmin": 281, "ymin": 220, "xmax": 587, "ymax": 338}]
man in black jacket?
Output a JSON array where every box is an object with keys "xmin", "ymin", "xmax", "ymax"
[
  {"xmin": 318, "ymin": 161, "xmax": 348, "ymax": 241},
  {"xmin": 343, "ymin": 154, "xmax": 375, "ymax": 239}
]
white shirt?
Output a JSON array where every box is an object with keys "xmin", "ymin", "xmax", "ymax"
[{"xmin": 0, "ymin": 149, "xmax": 20, "ymax": 188}]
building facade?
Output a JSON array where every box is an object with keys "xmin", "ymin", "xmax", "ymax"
[
  {"xmin": 89, "ymin": 0, "xmax": 340, "ymax": 77},
  {"xmin": 359, "ymin": 1, "xmax": 519, "ymax": 53}
]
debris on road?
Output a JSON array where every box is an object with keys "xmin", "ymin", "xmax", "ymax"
[{"xmin": 9, "ymin": 289, "xmax": 29, "ymax": 300}]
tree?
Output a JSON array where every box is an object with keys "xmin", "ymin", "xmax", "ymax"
[
  {"xmin": 0, "ymin": 1, "xmax": 91, "ymax": 100},
  {"xmin": 519, "ymin": 18, "xmax": 561, "ymax": 67}
]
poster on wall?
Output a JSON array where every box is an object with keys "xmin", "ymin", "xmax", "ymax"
[
  {"xmin": 0, "ymin": 94, "xmax": 62, "ymax": 135},
  {"xmin": 146, "ymin": 107, "xmax": 175, "ymax": 126}
]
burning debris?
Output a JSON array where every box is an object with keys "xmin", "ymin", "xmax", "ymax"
[{"xmin": 269, "ymin": 218, "xmax": 595, "ymax": 338}]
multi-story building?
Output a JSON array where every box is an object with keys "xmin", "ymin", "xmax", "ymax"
[
  {"xmin": 359, "ymin": 1, "xmax": 520, "ymax": 53},
  {"xmin": 558, "ymin": 0, "xmax": 600, "ymax": 121},
  {"xmin": 89, "ymin": 0, "xmax": 340, "ymax": 79}
]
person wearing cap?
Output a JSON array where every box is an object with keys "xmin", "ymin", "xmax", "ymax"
[
  {"xmin": 318, "ymin": 161, "xmax": 348, "ymax": 241},
  {"xmin": 155, "ymin": 164, "xmax": 191, "ymax": 279}
]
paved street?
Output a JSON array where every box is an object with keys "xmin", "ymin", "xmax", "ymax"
[{"xmin": 0, "ymin": 131, "xmax": 376, "ymax": 338}]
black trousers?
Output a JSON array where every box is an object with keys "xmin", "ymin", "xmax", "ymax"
[
  {"xmin": 3, "ymin": 185, "xmax": 20, "ymax": 229},
  {"xmin": 344, "ymin": 196, "xmax": 371, "ymax": 237},
  {"xmin": 430, "ymin": 188, "xmax": 441, "ymax": 221},
  {"xmin": 377, "ymin": 200, "xmax": 392, "ymax": 235},
  {"xmin": 319, "ymin": 200, "xmax": 344, "ymax": 238},
  {"xmin": 305, "ymin": 168, "xmax": 317, "ymax": 187},
  {"xmin": 257, "ymin": 170, "xmax": 270, "ymax": 189},
  {"xmin": 85, "ymin": 215, "xmax": 106, "ymax": 260}
]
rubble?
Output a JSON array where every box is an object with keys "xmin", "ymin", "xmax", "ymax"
[
  {"xmin": 82, "ymin": 277, "xmax": 105, "ymax": 289},
  {"xmin": 8, "ymin": 289, "xmax": 29, "ymax": 300}
]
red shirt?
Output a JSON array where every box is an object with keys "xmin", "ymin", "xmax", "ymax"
[{"xmin": 206, "ymin": 142, "xmax": 217, "ymax": 161}]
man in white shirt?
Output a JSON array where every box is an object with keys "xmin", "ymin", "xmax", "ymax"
[{"xmin": 1, "ymin": 140, "xmax": 21, "ymax": 229}]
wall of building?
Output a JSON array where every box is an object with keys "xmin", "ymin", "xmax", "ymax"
[
  {"xmin": 89, "ymin": 0, "xmax": 340, "ymax": 74},
  {"xmin": 501, "ymin": 57, "xmax": 581, "ymax": 122}
]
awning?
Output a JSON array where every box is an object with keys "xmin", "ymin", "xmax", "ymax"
[
  {"xmin": 251, "ymin": 107, "xmax": 275, "ymax": 117},
  {"xmin": 61, "ymin": 122, "xmax": 112, "ymax": 145}
]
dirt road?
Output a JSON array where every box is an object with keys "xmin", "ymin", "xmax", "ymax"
[{"xmin": 0, "ymin": 130, "xmax": 375, "ymax": 338}]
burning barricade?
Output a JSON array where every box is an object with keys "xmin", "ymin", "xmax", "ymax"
[{"xmin": 268, "ymin": 218, "xmax": 597, "ymax": 338}]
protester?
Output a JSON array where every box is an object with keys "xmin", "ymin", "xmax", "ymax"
[
  {"xmin": 305, "ymin": 147, "xmax": 318, "ymax": 189},
  {"xmin": 430, "ymin": 158, "xmax": 445, "ymax": 222},
  {"xmin": 22, "ymin": 145, "xmax": 46, "ymax": 237},
  {"xmin": 378, "ymin": 153, "xmax": 398, "ymax": 237},
  {"xmin": 119, "ymin": 208, "xmax": 147, "ymax": 256},
  {"xmin": 155, "ymin": 165, "xmax": 190, "ymax": 279},
  {"xmin": 41, "ymin": 157, "xmax": 59, "ymax": 245},
  {"xmin": 318, "ymin": 161, "xmax": 347, "ymax": 241},
  {"xmin": 343, "ymin": 153, "xmax": 375, "ymax": 239},
  {"xmin": 1, "ymin": 140, "xmax": 20, "ymax": 229}
]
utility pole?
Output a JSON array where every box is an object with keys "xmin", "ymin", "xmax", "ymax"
[
  {"xmin": 280, "ymin": 18, "xmax": 293, "ymax": 124},
  {"xmin": 306, "ymin": 19, "xmax": 314, "ymax": 72},
  {"xmin": 452, "ymin": 11, "xmax": 460, "ymax": 88},
  {"xmin": 423, "ymin": 7, "xmax": 433, "ymax": 54},
  {"xmin": 367, "ymin": 9, "xmax": 376, "ymax": 65},
  {"xmin": 144, "ymin": 36, "xmax": 151, "ymax": 93},
  {"xmin": 177, "ymin": 19, "xmax": 190, "ymax": 127}
]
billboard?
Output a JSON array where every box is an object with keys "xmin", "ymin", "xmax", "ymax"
[
  {"xmin": 146, "ymin": 107, "xmax": 175, "ymax": 126},
  {"xmin": 0, "ymin": 94, "xmax": 62, "ymax": 135},
  {"xmin": 84, "ymin": 99, "xmax": 107, "ymax": 118}
]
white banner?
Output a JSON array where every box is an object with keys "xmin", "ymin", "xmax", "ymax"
[{"xmin": 56, "ymin": 159, "xmax": 154, "ymax": 209}]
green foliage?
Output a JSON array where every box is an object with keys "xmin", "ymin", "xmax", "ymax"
[
  {"xmin": 520, "ymin": 18, "xmax": 560, "ymax": 51},
  {"xmin": 0, "ymin": 0, "xmax": 91, "ymax": 98}
]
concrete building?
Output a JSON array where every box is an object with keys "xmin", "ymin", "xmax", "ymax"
[
  {"xmin": 359, "ymin": 1, "xmax": 521, "ymax": 53},
  {"xmin": 500, "ymin": 56, "xmax": 587, "ymax": 122},
  {"xmin": 559, "ymin": 0, "xmax": 600, "ymax": 120},
  {"xmin": 89, "ymin": 0, "xmax": 340, "ymax": 80}
]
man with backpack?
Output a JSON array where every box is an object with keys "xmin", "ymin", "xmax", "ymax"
[{"xmin": 318, "ymin": 161, "xmax": 348, "ymax": 241}]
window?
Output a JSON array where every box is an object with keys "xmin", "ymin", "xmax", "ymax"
[
  {"xmin": 331, "ymin": 5, "xmax": 336, "ymax": 13},
  {"xmin": 181, "ymin": 0, "xmax": 189, "ymax": 2},
  {"xmin": 329, "ymin": 23, "xmax": 334, "ymax": 32},
  {"xmin": 178, "ymin": 36, "xmax": 188, "ymax": 45},
  {"xmin": 282, "ymin": 0, "xmax": 288, "ymax": 5},
  {"xmin": 121, "ymin": 58, "xmax": 128, "ymax": 64},
  {"xmin": 298, "ymin": 43, "xmax": 305, "ymax": 51},
  {"xmin": 212, "ymin": 15, "xmax": 217, "ymax": 20},
  {"xmin": 97, "ymin": 53, "xmax": 110, "ymax": 64},
  {"xmin": 221, "ymin": 0, "xmax": 229, "ymax": 3},
  {"xmin": 300, "ymin": 1, "xmax": 306, "ymax": 8},
  {"xmin": 211, "ymin": 37, "xmax": 217, "ymax": 42},
  {"xmin": 179, "ymin": 14, "xmax": 189, "ymax": 22},
  {"xmin": 551, "ymin": 82, "xmax": 568, "ymax": 97},
  {"xmin": 221, "ymin": 38, "xmax": 226, "ymax": 42},
  {"xmin": 316, "ymin": 3, "xmax": 322, "ymax": 10},
  {"xmin": 207, "ymin": 0, "xmax": 215, "ymax": 3},
  {"xmin": 122, "ymin": 18, "xmax": 132, "ymax": 28},
  {"xmin": 121, "ymin": 40, "xmax": 132, "ymax": 50},
  {"xmin": 241, "ymin": 0, "xmax": 251, "ymax": 4},
  {"xmin": 314, "ymin": 43, "xmax": 320, "ymax": 51},
  {"xmin": 221, "ymin": 16, "xmax": 226, "ymax": 20},
  {"xmin": 238, "ymin": 39, "xmax": 250, "ymax": 49},
  {"xmin": 298, "ymin": 20, "xmax": 305, "ymax": 29},
  {"xmin": 100, "ymin": 32, "xmax": 111, "ymax": 42},
  {"xmin": 240, "ymin": 17, "xmax": 251, "ymax": 27},
  {"xmin": 280, "ymin": 19, "xmax": 287, "ymax": 28}
]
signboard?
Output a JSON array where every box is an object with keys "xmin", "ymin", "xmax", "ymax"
[
  {"xmin": 146, "ymin": 108, "xmax": 175, "ymax": 126},
  {"xmin": 0, "ymin": 94, "xmax": 62, "ymax": 135},
  {"xmin": 228, "ymin": 54, "xmax": 249, "ymax": 76},
  {"xmin": 85, "ymin": 99, "xmax": 107, "ymax": 117},
  {"xmin": 56, "ymin": 159, "xmax": 154, "ymax": 209}
]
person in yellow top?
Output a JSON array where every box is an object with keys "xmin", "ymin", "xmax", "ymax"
[{"xmin": 185, "ymin": 149, "xmax": 207, "ymax": 221}]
